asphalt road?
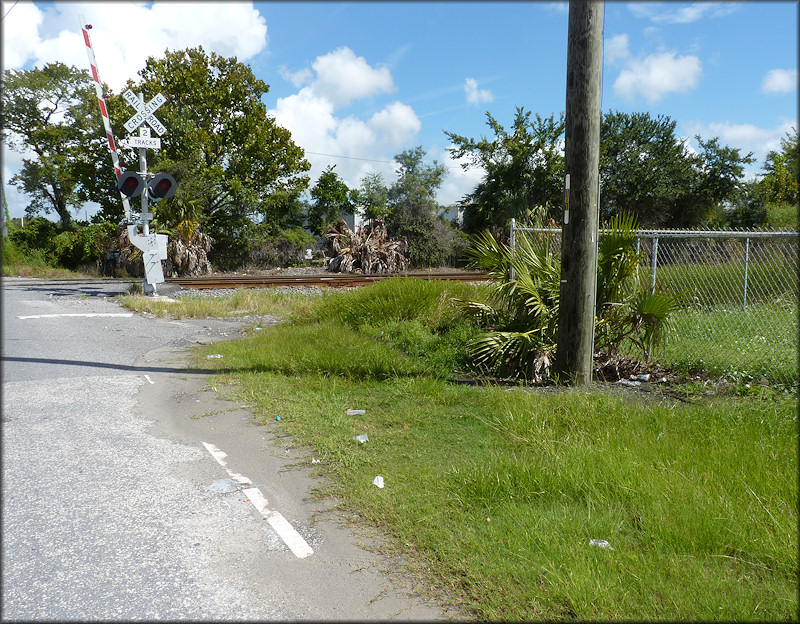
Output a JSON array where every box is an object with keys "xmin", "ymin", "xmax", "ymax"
[{"xmin": 1, "ymin": 278, "xmax": 454, "ymax": 621}]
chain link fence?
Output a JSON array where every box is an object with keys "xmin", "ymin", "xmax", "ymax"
[{"xmin": 511, "ymin": 222, "xmax": 799, "ymax": 389}]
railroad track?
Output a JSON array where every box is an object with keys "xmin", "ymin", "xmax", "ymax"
[{"xmin": 166, "ymin": 271, "xmax": 489, "ymax": 289}]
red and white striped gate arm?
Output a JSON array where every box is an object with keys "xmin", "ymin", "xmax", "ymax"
[{"xmin": 79, "ymin": 14, "xmax": 131, "ymax": 222}]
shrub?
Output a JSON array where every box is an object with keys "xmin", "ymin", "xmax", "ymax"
[
  {"xmin": 9, "ymin": 217, "xmax": 59, "ymax": 256},
  {"xmin": 55, "ymin": 222, "xmax": 117, "ymax": 270},
  {"xmin": 248, "ymin": 226, "xmax": 316, "ymax": 267},
  {"xmin": 456, "ymin": 214, "xmax": 677, "ymax": 381}
]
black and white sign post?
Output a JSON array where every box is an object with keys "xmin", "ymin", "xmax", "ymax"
[{"xmin": 120, "ymin": 90, "xmax": 172, "ymax": 295}]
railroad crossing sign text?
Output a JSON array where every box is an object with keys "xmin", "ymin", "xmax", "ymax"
[{"xmin": 123, "ymin": 90, "xmax": 166, "ymax": 135}]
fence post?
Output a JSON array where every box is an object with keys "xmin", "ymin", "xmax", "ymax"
[
  {"xmin": 742, "ymin": 236, "xmax": 750, "ymax": 309},
  {"xmin": 509, "ymin": 218, "xmax": 516, "ymax": 282},
  {"xmin": 650, "ymin": 236, "xmax": 659, "ymax": 294}
]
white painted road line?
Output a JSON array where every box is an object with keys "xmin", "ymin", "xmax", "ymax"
[
  {"xmin": 17, "ymin": 313, "xmax": 134, "ymax": 319},
  {"xmin": 202, "ymin": 442, "xmax": 314, "ymax": 558}
]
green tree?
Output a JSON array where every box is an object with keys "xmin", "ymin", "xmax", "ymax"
[
  {"xmin": 307, "ymin": 165, "xmax": 352, "ymax": 234},
  {"xmin": 685, "ymin": 136, "xmax": 754, "ymax": 227},
  {"xmin": 386, "ymin": 146, "xmax": 452, "ymax": 266},
  {"xmin": 723, "ymin": 180, "xmax": 767, "ymax": 229},
  {"xmin": 115, "ymin": 46, "xmax": 310, "ymax": 266},
  {"xmin": 350, "ymin": 171, "xmax": 389, "ymax": 224},
  {"xmin": 0, "ymin": 63, "xmax": 98, "ymax": 229},
  {"xmin": 599, "ymin": 111, "xmax": 754, "ymax": 228},
  {"xmin": 599, "ymin": 111, "xmax": 696, "ymax": 227},
  {"xmin": 445, "ymin": 108, "xmax": 565, "ymax": 233},
  {"xmin": 760, "ymin": 129, "xmax": 798, "ymax": 206}
]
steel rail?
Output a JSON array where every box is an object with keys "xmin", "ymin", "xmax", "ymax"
[{"xmin": 166, "ymin": 271, "xmax": 489, "ymax": 289}]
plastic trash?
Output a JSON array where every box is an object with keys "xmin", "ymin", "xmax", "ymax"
[
  {"xmin": 276, "ymin": 415, "xmax": 281, "ymax": 421},
  {"xmin": 373, "ymin": 475, "xmax": 384, "ymax": 488},
  {"xmin": 635, "ymin": 373, "xmax": 651, "ymax": 382},
  {"xmin": 589, "ymin": 539, "xmax": 613, "ymax": 550},
  {"xmin": 311, "ymin": 458, "xmax": 321, "ymax": 464},
  {"xmin": 353, "ymin": 433, "xmax": 369, "ymax": 443},
  {"xmin": 617, "ymin": 378, "xmax": 640, "ymax": 387},
  {"xmin": 205, "ymin": 478, "xmax": 239, "ymax": 493},
  {"xmin": 207, "ymin": 354, "xmax": 223, "ymax": 359},
  {"xmin": 346, "ymin": 409, "xmax": 366, "ymax": 415}
]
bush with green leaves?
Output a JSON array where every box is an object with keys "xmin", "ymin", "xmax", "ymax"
[
  {"xmin": 8, "ymin": 218, "xmax": 119, "ymax": 272},
  {"xmin": 243, "ymin": 223, "xmax": 317, "ymax": 268},
  {"xmin": 295, "ymin": 277, "xmax": 485, "ymax": 378},
  {"xmin": 457, "ymin": 214, "xmax": 677, "ymax": 381},
  {"xmin": 8, "ymin": 217, "xmax": 59, "ymax": 256}
]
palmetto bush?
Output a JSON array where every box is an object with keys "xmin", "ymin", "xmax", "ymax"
[{"xmin": 457, "ymin": 214, "xmax": 677, "ymax": 381}]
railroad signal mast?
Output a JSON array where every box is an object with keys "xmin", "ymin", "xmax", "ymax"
[{"xmin": 80, "ymin": 15, "xmax": 175, "ymax": 295}]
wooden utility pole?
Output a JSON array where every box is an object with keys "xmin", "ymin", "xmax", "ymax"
[{"xmin": 556, "ymin": 0, "xmax": 604, "ymax": 385}]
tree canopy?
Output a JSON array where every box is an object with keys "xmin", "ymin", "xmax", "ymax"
[
  {"xmin": 307, "ymin": 165, "xmax": 352, "ymax": 234},
  {"xmin": 350, "ymin": 171, "xmax": 389, "ymax": 224},
  {"xmin": 111, "ymin": 46, "xmax": 311, "ymax": 265},
  {"xmin": 447, "ymin": 108, "xmax": 757, "ymax": 231},
  {"xmin": 759, "ymin": 129, "xmax": 798, "ymax": 206},
  {"xmin": 1, "ymin": 62, "xmax": 99, "ymax": 228},
  {"xmin": 598, "ymin": 111, "xmax": 695, "ymax": 227},
  {"xmin": 446, "ymin": 108, "xmax": 565, "ymax": 233},
  {"xmin": 385, "ymin": 146, "xmax": 455, "ymax": 266}
]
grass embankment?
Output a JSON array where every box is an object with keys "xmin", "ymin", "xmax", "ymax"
[
  {"xmin": 145, "ymin": 279, "xmax": 797, "ymax": 621},
  {"xmin": 2, "ymin": 240, "xmax": 100, "ymax": 278},
  {"xmin": 116, "ymin": 287, "xmax": 307, "ymax": 320},
  {"xmin": 650, "ymin": 260, "xmax": 798, "ymax": 389},
  {"xmin": 658, "ymin": 301, "xmax": 798, "ymax": 388}
]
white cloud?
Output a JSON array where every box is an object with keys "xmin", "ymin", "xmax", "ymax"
[
  {"xmin": 464, "ymin": 78, "xmax": 493, "ymax": 105},
  {"xmin": 269, "ymin": 50, "xmax": 418, "ymax": 193},
  {"xmin": 279, "ymin": 65, "xmax": 313, "ymax": 88},
  {"xmin": 629, "ymin": 2, "xmax": 740, "ymax": 24},
  {"xmin": 614, "ymin": 52, "xmax": 702, "ymax": 103},
  {"xmin": 542, "ymin": 2, "xmax": 569, "ymax": 15},
  {"xmin": 1, "ymin": 0, "xmax": 44, "ymax": 68},
  {"xmin": 310, "ymin": 47, "xmax": 394, "ymax": 107},
  {"xmin": 605, "ymin": 34, "xmax": 630, "ymax": 65},
  {"xmin": 435, "ymin": 148, "xmax": 484, "ymax": 207},
  {"xmin": 683, "ymin": 118, "xmax": 797, "ymax": 176},
  {"xmin": 762, "ymin": 69, "xmax": 798, "ymax": 95},
  {"xmin": 1, "ymin": 2, "xmax": 268, "ymax": 91},
  {"xmin": 368, "ymin": 102, "xmax": 421, "ymax": 146}
]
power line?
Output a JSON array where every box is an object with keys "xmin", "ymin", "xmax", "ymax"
[
  {"xmin": 305, "ymin": 151, "xmax": 396, "ymax": 165},
  {"xmin": 304, "ymin": 150, "xmax": 464, "ymax": 171},
  {"xmin": 1, "ymin": 0, "xmax": 19, "ymax": 22}
]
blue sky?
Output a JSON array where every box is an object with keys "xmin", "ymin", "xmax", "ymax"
[{"xmin": 2, "ymin": 1, "xmax": 797, "ymax": 221}]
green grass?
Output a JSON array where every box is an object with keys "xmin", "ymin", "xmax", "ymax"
[
  {"xmin": 655, "ymin": 301, "xmax": 798, "ymax": 389},
  {"xmin": 117, "ymin": 287, "xmax": 309, "ymax": 320},
  {"xmin": 197, "ymin": 359, "xmax": 797, "ymax": 620},
  {"xmin": 171, "ymin": 278, "xmax": 798, "ymax": 621},
  {"xmin": 1, "ymin": 239, "xmax": 99, "ymax": 278},
  {"xmin": 654, "ymin": 260, "xmax": 797, "ymax": 308}
]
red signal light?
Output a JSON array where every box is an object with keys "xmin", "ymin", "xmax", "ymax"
[
  {"xmin": 147, "ymin": 173, "xmax": 177, "ymax": 201},
  {"xmin": 116, "ymin": 171, "xmax": 144, "ymax": 198}
]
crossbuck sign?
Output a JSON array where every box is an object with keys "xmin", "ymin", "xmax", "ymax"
[{"xmin": 122, "ymin": 90, "xmax": 166, "ymax": 135}]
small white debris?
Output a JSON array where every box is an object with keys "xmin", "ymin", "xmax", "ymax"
[
  {"xmin": 372, "ymin": 475, "xmax": 384, "ymax": 488},
  {"xmin": 617, "ymin": 379, "xmax": 641, "ymax": 387},
  {"xmin": 207, "ymin": 354, "xmax": 223, "ymax": 359},
  {"xmin": 353, "ymin": 433, "xmax": 369, "ymax": 443},
  {"xmin": 346, "ymin": 409, "xmax": 366, "ymax": 415},
  {"xmin": 589, "ymin": 539, "xmax": 613, "ymax": 550}
]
